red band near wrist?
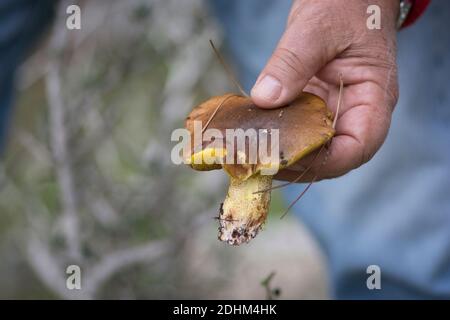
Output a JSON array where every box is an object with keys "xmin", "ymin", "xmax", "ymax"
[{"xmin": 401, "ymin": 0, "xmax": 431, "ymax": 28}]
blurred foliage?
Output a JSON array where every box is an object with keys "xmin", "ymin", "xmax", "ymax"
[
  {"xmin": 0, "ymin": 0, "xmax": 231, "ymax": 299},
  {"xmin": 0, "ymin": 0, "xmax": 326, "ymax": 300}
]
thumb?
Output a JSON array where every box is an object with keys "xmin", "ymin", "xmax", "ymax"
[{"xmin": 251, "ymin": 17, "xmax": 339, "ymax": 108}]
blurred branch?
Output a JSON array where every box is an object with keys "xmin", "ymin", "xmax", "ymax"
[
  {"xmin": 84, "ymin": 240, "xmax": 170, "ymax": 296},
  {"xmin": 26, "ymin": 233, "xmax": 88, "ymax": 299},
  {"xmin": 16, "ymin": 130, "xmax": 51, "ymax": 164},
  {"xmin": 45, "ymin": 0, "xmax": 81, "ymax": 261},
  {"xmin": 9, "ymin": 0, "xmax": 229, "ymax": 299}
]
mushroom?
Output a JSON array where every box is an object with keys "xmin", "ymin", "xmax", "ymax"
[{"xmin": 185, "ymin": 92, "xmax": 335, "ymax": 246}]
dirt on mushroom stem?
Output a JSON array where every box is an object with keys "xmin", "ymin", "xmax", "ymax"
[{"xmin": 185, "ymin": 92, "xmax": 335, "ymax": 246}]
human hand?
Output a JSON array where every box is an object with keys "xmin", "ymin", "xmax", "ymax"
[{"xmin": 250, "ymin": 0, "xmax": 399, "ymax": 181}]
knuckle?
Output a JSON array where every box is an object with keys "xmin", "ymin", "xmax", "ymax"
[
  {"xmin": 354, "ymin": 135, "xmax": 377, "ymax": 170},
  {"xmin": 352, "ymin": 142, "xmax": 370, "ymax": 170},
  {"xmin": 388, "ymin": 76, "xmax": 400, "ymax": 110},
  {"xmin": 360, "ymin": 147, "xmax": 375, "ymax": 167},
  {"xmin": 271, "ymin": 47, "xmax": 307, "ymax": 81}
]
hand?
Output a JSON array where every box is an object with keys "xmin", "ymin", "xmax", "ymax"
[{"xmin": 250, "ymin": 0, "xmax": 399, "ymax": 182}]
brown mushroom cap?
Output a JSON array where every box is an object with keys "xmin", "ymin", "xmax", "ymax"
[
  {"xmin": 185, "ymin": 92, "xmax": 335, "ymax": 245},
  {"xmin": 185, "ymin": 92, "xmax": 335, "ymax": 179}
]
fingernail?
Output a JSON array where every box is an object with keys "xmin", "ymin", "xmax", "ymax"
[{"xmin": 252, "ymin": 75, "xmax": 282, "ymax": 102}]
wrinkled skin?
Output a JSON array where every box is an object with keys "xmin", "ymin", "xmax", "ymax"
[{"xmin": 250, "ymin": 0, "xmax": 400, "ymax": 182}]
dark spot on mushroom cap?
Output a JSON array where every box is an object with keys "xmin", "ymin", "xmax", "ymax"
[
  {"xmin": 280, "ymin": 159, "xmax": 288, "ymax": 166},
  {"xmin": 232, "ymin": 230, "xmax": 240, "ymax": 238},
  {"xmin": 279, "ymin": 151, "xmax": 284, "ymax": 159}
]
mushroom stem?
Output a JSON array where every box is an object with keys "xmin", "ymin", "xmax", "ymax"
[{"xmin": 218, "ymin": 174, "xmax": 273, "ymax": 245}]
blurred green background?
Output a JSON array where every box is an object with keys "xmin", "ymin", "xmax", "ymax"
[{"xmin": 0, "ymin": 0, "xmax": 328, "ymax": 299}]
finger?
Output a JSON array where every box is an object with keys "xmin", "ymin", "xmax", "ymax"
[
  {"xmin": 276, "ymin": 83, "xmax": 392, "ymax": 182},
  {"xmin": 251, "ymin": 9, "xmax": 344, "ymax": 108},
  {"xmin": 302, "ymin": 77, "xmax": 330, "ymax": 102}
]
